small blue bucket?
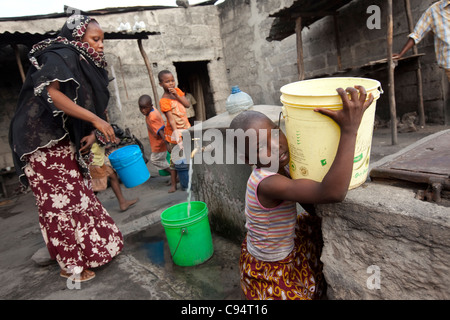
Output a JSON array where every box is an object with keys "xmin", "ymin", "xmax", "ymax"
[
  {"xmin": 109, "ymin": 145, "xmax": 150, "ymax": 188},
  {"xmin": 174, "ymin": 159, "xmax": 189, "ymax": 189}
]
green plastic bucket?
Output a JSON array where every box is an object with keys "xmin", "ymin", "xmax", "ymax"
[
  {"xmin": 160, "ymin": 201, "xmax": 214, "ymax": 266},
  {"xmin": 158, "ymin": 152, "xmax": 171, "ymax": 176}
]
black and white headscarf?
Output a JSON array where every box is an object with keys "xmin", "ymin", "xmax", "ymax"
[{"xmin": 9, "ymin": 15, "xmax": 110, "ymax": 187}]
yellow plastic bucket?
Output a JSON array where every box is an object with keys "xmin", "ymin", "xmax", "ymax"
[{"xmin": 280, "ymin": 77, "xmax": 382, "ymax": 189}]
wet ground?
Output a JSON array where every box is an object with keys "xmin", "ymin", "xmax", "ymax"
[
  {"xmin": 0, "ymin": 124, "xmax": 448, "ymax": 300},
  {"xmin": 0, "ymin": 163, "xmax": 243, "ymax": 300},
  {"xmin": 125, "ymin": 222, "xmax": 242, "ymax": 300}
]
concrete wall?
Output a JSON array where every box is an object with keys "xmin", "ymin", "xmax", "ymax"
[
  {"xmin": 315, "ymin": 130, "xmax": 449, "ymax": 300},
  {"xmin": 218, "ymin": 0, "xmax": 449, "ymax": 124},
  {"xmin": 97, "ymin": 5, "xmax": 229, "ymax": 140},
  {"xmin": 0, "ymin": 5, "xmax": 230, "ymax": 170},
  {"xmin": 218, "ymin": 0, "xmax": 297, "ymax": 105},
  {"xmin": 2, "ymin": 0, "xmax": 449, "ymax": 170},
  {"xmin": 317, "ymin": 180, "xmax": 450, "ymax": 300}
]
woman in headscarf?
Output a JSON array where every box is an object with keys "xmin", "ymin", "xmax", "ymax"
[{"xmin": 9, "ymin": 15, "xmax": 123, "ymax": 282}]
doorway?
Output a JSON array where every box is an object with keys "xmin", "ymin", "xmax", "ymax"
[{"xmin": 174, "ymin": 61, "xmax": 216, "ymax": 122}]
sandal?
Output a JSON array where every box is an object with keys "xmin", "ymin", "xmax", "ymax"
[{"xmin": 60, "ymin": 269, "xmax": 96, "ymax": 282}]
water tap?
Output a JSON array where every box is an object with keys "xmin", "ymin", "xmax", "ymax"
[{"xmin": 191, "ymin": 138, "xmax": 203, "ymax": 158}]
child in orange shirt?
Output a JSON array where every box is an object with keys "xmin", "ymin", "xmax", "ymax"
[
  {"xmin": 158, "ymin": 70, "xmax": 191, "ymax": 144},
  {"xmin": 158, "ymin": 70, "xmax": 191, "ymax": 192},
  {"xmin": 138, "ymin": 94, "xmax": 176, "ymax": 193}
]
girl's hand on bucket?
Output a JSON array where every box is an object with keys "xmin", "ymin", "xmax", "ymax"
[{"xmin": 314, "ymin": 85, "xmax": 374, "ymax": 135}]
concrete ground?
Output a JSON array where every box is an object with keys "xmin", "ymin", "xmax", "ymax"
[{"xmin": 0, "ymin": 124, "xmax": 448, "ymax": 300}]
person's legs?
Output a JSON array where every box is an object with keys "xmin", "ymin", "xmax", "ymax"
[
  {"xmin": 168, "ymin": 169, "xmax": 177, "ymax": 193},
  {"xmin": 168, "ymin": 145, "xmax": 179, "ymax": 193},
  {"xmin": 24, "ymin": 138, "xmax": 124, "ymax": 281},
  {"xmin": 109, "ymin": 169, "xmax": 138, "ymax": 211}
]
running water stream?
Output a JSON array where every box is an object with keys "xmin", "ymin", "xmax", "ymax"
[{"xmin": 186, "ymin": 157, "xmax": 194, "ymax": 217}]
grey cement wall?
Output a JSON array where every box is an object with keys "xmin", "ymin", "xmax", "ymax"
[
  {"xmin": 97, "ymin": 5, "xmax": 229, "ymax": 140},
  {"xmin": 218, "ymin": 0, "xmax": 449, "ymax": 125},
  {"xmin": 317, "ymin": 182, "xmax": 450, "ymax": 300},
  {"xmin": 218, "ymin": 0, "xmax": 298, "ymax": 106},
  {"xmin": 1, "ymin": 0, "xmax": 449, "ymax": 170},
  {"xmin": 0, "ymin": 5, "xmax": 230, "ymax": 170}
]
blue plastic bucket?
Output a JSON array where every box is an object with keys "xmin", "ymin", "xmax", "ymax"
[
  {"xmin": 108, "ymin": 145, "xmax": 150, "ymax": 188},
  {"xmin": 174, "ymin": 159, "xmax": 189, "ymax": 189}
]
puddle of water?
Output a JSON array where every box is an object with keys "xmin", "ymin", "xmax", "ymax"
[{"xmin": 125, "ymin": 222, "xmax": 242, "ymax": 300}]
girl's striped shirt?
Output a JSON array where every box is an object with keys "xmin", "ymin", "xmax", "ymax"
[{"xmin": 244, "ymin": 167, "xmax": 297, "ymax": 262}]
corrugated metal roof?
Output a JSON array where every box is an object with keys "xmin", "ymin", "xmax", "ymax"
[
  {"xmin": 0, "ymin": 1, "xmax": 218, "ymax": 22},
  {"xmin": 0, "ymin": 6, "xmax": 169, "ymax": 23},
  {"xmin": 0, "ymin": 2, "xmax": 216, "ymax": 46},
  {"xmin": 267, "ymin": 0, "xmax": 353, "ymax": 41},
  {"xmin": 0, "ymin": 31, "xmax": 58, "ymax": 46},
  {"xmin": 0, "ymin": 31, "xmax": 161, "ymax": 46}
]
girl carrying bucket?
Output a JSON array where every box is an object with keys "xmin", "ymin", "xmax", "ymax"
[{"xmin": 229, "ymin": 86, "xmax": 373, "ymax": 300}]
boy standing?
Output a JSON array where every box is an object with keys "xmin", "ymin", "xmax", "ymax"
[
  {"xmin": 158, "ymin": 70, "xmax": 191, "ymax": 144},
  {"xmin": 138, "ymin": 94, "xmax": 175, "ymax": 193},
  {"xmin": 158, "ymin": 70, "xmax": 191, "ymax": 192}
]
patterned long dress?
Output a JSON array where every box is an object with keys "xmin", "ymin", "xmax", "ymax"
[{"xmin": 24, "ymin": 138, "xmax": 123, "ymax": 274}]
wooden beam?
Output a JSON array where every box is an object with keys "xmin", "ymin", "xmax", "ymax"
[
  {"xmin": 387, "ymin": 0, "xmax": 398, "ymax": 145},
  {"xmin": 137, "ymin": 39, "xmax": 160, "ymax": 109},
  {"xmin": 12, "ymin": 44, "xmax": 25, "ymax": 83},
  {"xmin": 295, "ymin": 17, "xmax": 305, "ymax": 80},
  {"xmin": 290, "ymin": 11, "xmax": 337, "ymax": 19},
  {"xmin": 405, "ymin": 0, "xmax": 425, "ymax": 128}
]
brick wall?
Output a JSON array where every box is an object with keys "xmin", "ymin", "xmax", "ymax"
[{"xmin": 218, "ymin": 0, "xmax": 448, "ymax": 124}]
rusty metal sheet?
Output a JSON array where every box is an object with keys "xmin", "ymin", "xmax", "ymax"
[
  {"xmin": 370, "ymin": 130, "xmax": 450, "ymax": 190},
  {"xmin": 267, "ymin": 0, "xmax": 353, "ymax": 41},
  {"xmin": 385, "ymin": 131, "xmax": 450, "ymax": 176}
]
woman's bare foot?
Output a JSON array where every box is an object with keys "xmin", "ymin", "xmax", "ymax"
[
  {"xmin": 120, "ymin": 198, "xmax": 138, "ymax": 212},
  {"xmin": 167, "ymin": 177, "xmax": 180, "ymax": 186},
  {"xmin": 60, "ymin": 269, "xmax": 96, "ymax": 282}
]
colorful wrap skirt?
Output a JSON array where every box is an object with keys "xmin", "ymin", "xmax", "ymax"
[
  {"xmin": 239, "ymin": 212, "xmax": 325, "ymax": 300},
  {"xmin": 23, "ymin": 138, "xmax": 123, "ymax": 274}
]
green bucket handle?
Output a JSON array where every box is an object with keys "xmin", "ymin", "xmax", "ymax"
[
  {"xmin": 170, "ymin": 209, "xmax": 207, "ymax": 258},
  {"xmin": 172, "ymin": 228, "xmax": 187, "ymax": 258}
]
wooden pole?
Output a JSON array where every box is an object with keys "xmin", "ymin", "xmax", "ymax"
[
  {"xmin": 333, "ymin": 14, "xmax": 342, "ymax": 71},
  {"xmin": 295, "ymin": 17, "xmax": 305, "ymax": 80},
  {"xmin": 137, "ymin": 39, "xmax": 160, "ymax": 109},
  {"xmin": 387, "ymin": 0, "xmax": 398, "ymax": 145},
  {"xmin": 405, "ymin": 0, "xmax": 425, "ymax": 128},
  {"xmin": 12, "ymin": 44, "xmax": 25, "ymax": 83}
]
